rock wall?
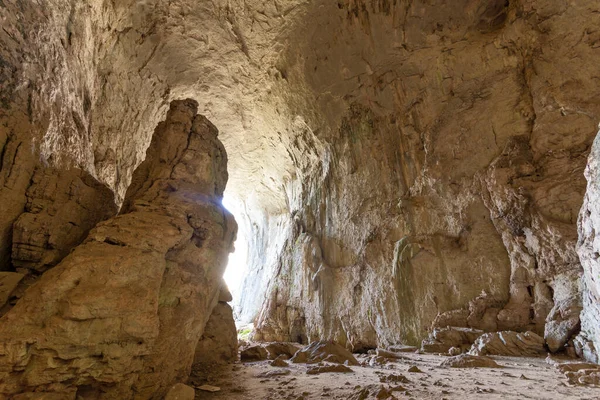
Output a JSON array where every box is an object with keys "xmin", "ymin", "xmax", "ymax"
[
  {"xmin": 194, "ymin": 294, "xmax": 238, "ymax": 365},
  {"xmin": 577, "ymin": 131, "xmax": 600, "ymax": 363},
  {"xmin": 11, "ymin": 167, "xmax": 117, "ymax": 274},
  {"xmin": 0, "ymin": 100, "xmax": 237, "ymax": 399},
  {"xmin": 0, "ymin": 166, "xmax": 117, "ymax": 316},
  {"xmin": 249, "ymin": 0, "xmax": 600, "ymax": 349}
]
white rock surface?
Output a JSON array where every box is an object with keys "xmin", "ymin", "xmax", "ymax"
[{"xmin": 577, "ymin": 130, "xmax": 600, "ymax": 363}]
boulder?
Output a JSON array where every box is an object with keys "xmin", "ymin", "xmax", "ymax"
[
  {"xmin": 165, "ymin": 383, "xmax": 195, "ymax": 400},
  {"xmin": 290, "ymin": 341, "xmax": 359, "ymax": 365},
  {"xmin": 218, "ymin": 283, "xmax": 233, "ymax": 303},
  {"xmin": 440, "ymin": 354, "xmax": 502, "ymax": 368},
  {"xmin": 306, "ymin": 364, "xmax": 353, "ymax": 374},
  {"xmin": 264, "ymin": 342, "xmax": 302, "ymax": 360},
  {"xmin": 270, "ymin": 356, "xmax": 289, "ymax": 367},
  {"xmin": 421, "ymin": 327, "xmax": 484, "ymax": 354},
  {"xmin": 194, "ymin": 302, "xmax": 238, "ymax": 365},
  {"xmin": 387, "ymin": 345, "xmax": 418, "ymax": 353},
  {"xmin": 241, "ymin": 345, "xmax": 269, "ymax": 362},
  {"xmin": 469, "ymin": 331, "xmax": 546, "ymax": 357},
  {"xmin": 376, "ymin": 348, "xmax": 407, "ymax": 360},
  {"xmin": 544, "ymin": 298, "xmax": 582, "ymax": 353}
]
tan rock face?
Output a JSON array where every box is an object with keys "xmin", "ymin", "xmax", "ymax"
[
  {"xmin": 0, "ymin": 272, "xmax": 23, "ymax": 309},
  {"xmin": 0, "ymin": 100, "xmax": 236, "ymax": 398},
  {"xmin": 194, "ymin": 302, "xmax": 238, "ymax": 366},
  {"xmin": 11, "ymin": 167, "xmax": 117, "ymax": 273},
  {"xmin": 248, "ymin": 0, "xmax": 600, "ymax": 350}
]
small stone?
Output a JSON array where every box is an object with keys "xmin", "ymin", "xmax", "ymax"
[
  {"xmin": 197, "ymin": 384, "xmax": 221, "ymax": 392},
  {"xmin": 379, "ymin": 374, "xmax": 410, "ymax": 384},
  {"xmin": 257, "ymin": 369, "xmax": 292, "ymax": 378},
  {"xmin": 440, "ymin": 354, "xmax": 502, "ymax": 368},
  {"xmin": 271, "ymin": 356, "xmax": 290, "ymax": 367},
  {"xmin": 376, "ymin": 348, "xmax": 406, "ymax": 360},
  {"xmin": 165, "ymin": 383, "xmax": 196, "ymax": 399},
  {"xmin": 448, "ymin": 347, "xmax": 462, "ymax": 356},
  {"xmin": 306, "ymin": 364, "xmax": 353, "ymax": 374},
  {"xmin": 407, "ymin": 366, "xmax": 422, "ymax": 373}
]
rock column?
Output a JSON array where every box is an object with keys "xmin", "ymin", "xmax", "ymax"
[{"xmin": 0, "ymin": 99, "xmax": 237, "ymax": 399}]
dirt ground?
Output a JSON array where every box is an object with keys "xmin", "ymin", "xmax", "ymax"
[{"xmin": 188, "ymin": 351, "xmax": 600, "ymax": 400}]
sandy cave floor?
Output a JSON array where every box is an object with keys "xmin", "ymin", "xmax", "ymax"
[{"xmin": 189, "ymin": 352, "xmax": 600, "ymax": 400}]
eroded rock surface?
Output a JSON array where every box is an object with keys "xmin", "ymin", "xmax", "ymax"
[
  {"xmin": 238, "ymin": 341, "xmax": 302, "ymax": 362},
  {"xmin": 0, "ymin": 272, "xmax": 23, "ymax": 309},
  {"xmin": 11, "ymin": 167, "xmax": 117, "ymax": 273},
  {"xmin": 249, "ymin": 0, "xmax": 600, "ymax": 350},
  {"xmin": 440, "ymin": 354, "xmax": 502, "ymax": 369},
  {"xmin": 194, "ymin": 301, "xmax": 238, "ymax": 366},
  {"xmin": 577, "ymin": 131, "xmax": 600, "ymax": 363},
  {"xmin": 557, "ymin": 362, "xmax": 600, "ymax": 386},
  {"xmin": 0, "ymin": 100, "xmax": 236, "ymax": 399},
  {"xmin": 241, "ymin": 345, "xmax": 269, "ymax": 362},
  {"xmin": 291, "ymin": 341, "xmax": 359, "ymax": 366},
  {"xmin": 469, "ymin": 331, "xmax": 546, "ymax": 357},
  {"xmin": 421, "ymin": 327, "xmax": 483, "ymax": 354}
]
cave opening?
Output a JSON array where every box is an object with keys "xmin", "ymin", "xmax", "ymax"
[{"xmin": 221, "ymin": 194, "xmax": 250, "ymax": 330}]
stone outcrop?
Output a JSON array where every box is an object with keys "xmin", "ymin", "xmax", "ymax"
[
  {"xmin": 557, "ymin": 362, "xmax": 600, "ymax": 386},
  {"xmin": 577, "ymin": 131, "xmax": 600, "ymax": 363},
  {"xmin": 240, "ymin": 341, "xmax": 302, "ymax": 362},
  {"xmin": 469, "ymin": 331, "xmax": 546, "ymax": 357},
  {"xmin": 11, "ymin": 167, "xmax": 117, "ymax": 273},
  {"xmin": 440, "ymin": 354, "xmax": 502, "ymax": 369},
  {"xmin": 194, "ymin": 300, "xmax": 238, "ymax": 366},
  {"xmin": 421, "ymin": 327, "xmax": 483, "ymax": 354},
  {"xmin": 0, "ymin": 272, "xmax": 23, "ymax": 309},
  {"xmin": 241, "ymin": 345, "xmax": 269, "ymax": 362},
  {"xmin": 0, "ymin": 100, "xmax": 236, "ymax": 398},
  {"xmin": 290, "ymin": 341, "xmax": 359, "ymax": 366}
]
